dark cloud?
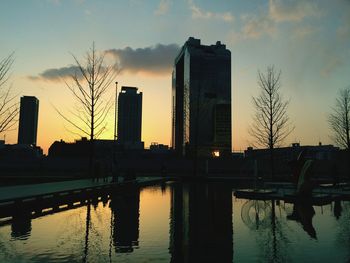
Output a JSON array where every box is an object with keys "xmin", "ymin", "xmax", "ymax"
[
  {"xmin": 105, "ymin": 43, "xmax": 180, "ymax": 74},
  {"xmin": 29, "ymin": 43, "xmax": 180, "ymax": 81},
  {"xmin": 29, "ymin": 65, "xmax": 82, "ymax": 81}
]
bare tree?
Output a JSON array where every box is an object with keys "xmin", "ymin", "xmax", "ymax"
[
  {"xmin": 0, "ymin": 53, "xmax": 19, "ymax": 134},
  {"xmin": 249, "ymin": 66, "xmax": 294, "ymax": 178},
  {"xmin": 329, "ymin": 87, "xmax": 350, "ymax": 150},
  {"xmin": 57, "ymin": 43, "xmax": 117, "ymax": 140},
  {"xmin": 56, "ymin": 43, "xmax": 118, "ymax": 175}
]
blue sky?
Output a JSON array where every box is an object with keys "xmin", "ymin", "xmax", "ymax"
[{"xmin": 1, "ymin": 0, "xmax": 349, "ymax": 152}]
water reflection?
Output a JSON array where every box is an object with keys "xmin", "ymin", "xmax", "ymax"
[
  {"xmin": 109, "ymin": 186, "xmax": 140, "ymax": 253},
  {"xmin": 240, "ymin": 199, "xmax": 291, "ymax": 262},
  {"xmin": 334, "ymin": 200, "xmax": 342, "ymax": 220},
  {"xmin": 241, "ymin": 200, "xmax": 272, "ymax": 230},
  {"xmin": 3, "ymin": 184, "xmax": 350, "ymax": 262},
  {"xmin": 336, "ymin": 202, "xmax": 350, "ymax": 261},
  {"xmin": 287, "ymin": 202, "xmax": 317, "ymax": 239},
  {"xmin": 170, "ymin": 183, "xmax": 233, "ymax": 263},
  {"xmin": 11, "ymin": 210, "xmax": 32, "ymax": 240},
  {"xmin": 82, "ymin": 202, "xmax": 91, "ymax": 263}
]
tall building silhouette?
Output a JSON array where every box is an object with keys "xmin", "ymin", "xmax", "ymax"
[
  {"xmin": 117, "ymin": 86, "xmax": 143, "ymax": 148},
  {"xmin": 172, "ymin": 37, "xmax": 231, "ymax": 157},
  {"xmin": 17, "ymin": 96, "xmax": 39, "ymax": 145}
]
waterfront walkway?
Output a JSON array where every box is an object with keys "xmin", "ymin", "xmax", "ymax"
[{"xmin": 0, "ymin": 177, "xmax": 165, "ymax": 204}]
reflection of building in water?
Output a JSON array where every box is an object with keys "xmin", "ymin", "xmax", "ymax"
[
  {"xmin": 11, "ymin": 212, "xmax": 32, "ymax": 240},
  {"xmin": 170, "ymin": 183, "xmax": 233, "ymax": 263},
  {"xmin": 109, "ymin": 187, "xmax": 140, "ymax": 253}
]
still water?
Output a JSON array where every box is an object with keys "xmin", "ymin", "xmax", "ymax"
[{"xmin": 0, "ymin": 182, "xmax": 349, "ymax": 262}]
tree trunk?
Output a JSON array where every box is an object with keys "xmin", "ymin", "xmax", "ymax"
[{"xmin": 270, "ymin": 147, "xmax": 274, "ymax": 180}]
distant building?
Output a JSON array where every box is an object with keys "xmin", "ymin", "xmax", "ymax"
[
  {"xmin": 244, "ymin": 143, "xmax": 339, "ymax": 161},
  {"xmin": 117, "ymin": 86, "xmax": 143, "ymax": 149},
  {"xmin": 149, "ymin": 142, "xmax": 169, "ymax": 153},
  {"xmin": 49, "ymin": 137, "xmax": 115, "ymax": 158},
  {"xmin": 0, "ymin": 143, "xmax": 43, "ymax": 161},
  {"xmin": 18, "ymin": 96, "xmax": 39, "ymax": 145},
  {"xmin": 172, "ymin": 37, "xmax": 231, "ymax": 157},
  {"xmin": 48, "ymin": 137, "xmax": 144, "ymax": 159},
  {"xmin": 0, "ymin": 140, "xmax": 4, "ymax": 149}
]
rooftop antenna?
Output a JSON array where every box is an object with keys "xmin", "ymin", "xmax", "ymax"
[{"xmin": 114, "ymin": 82, "xmax": 118, "ymax": 141}]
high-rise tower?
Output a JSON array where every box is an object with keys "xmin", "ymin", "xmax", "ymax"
[
  {"xmin": 17, "ymin": 96, "xmax": 39, "ymax": 145},
  {"xmin": 172, "ymin": 37, "xmax": 231, "ymax": 156},
  {"xmin": 117, "ymin": 86, "xmax": 143, "ymax": 147}
]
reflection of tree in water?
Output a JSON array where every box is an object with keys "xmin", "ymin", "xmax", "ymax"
[
  {"xmin": 0, "ymin": 205, "xmax": 91, "ymax": 262},
  {"xmin": 0, "ymin": 191, "xmax": 140, "ymax": 262},
  {"xmin": 0, "ymin": 231, "xmax": 21, "ymax": 261},
  {"xmin": 51, "ymin": 200, "xmax": 110, "ymax": 262},
  {"xmin": 335, "ymin": 201, "xmax": 350, "ymax": 261},
  {"xmin": 241, "ymin": 200, "xmax": 292, "ymax": 263},
  {"xmin": 241, "ymin": 200, "xmax": 271, "ymax": 230}
]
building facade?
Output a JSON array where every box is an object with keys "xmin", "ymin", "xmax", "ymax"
[
  {"xmin": 17, "ymin": 96, "xmax": 39, "ymax": 145},
  {"xmin": 244, "ymin": 143, "xmax": 339, "ymax": 161},
  {"xmin": 172, "ymin": 37, "xmax": 231, "ymax": 157},
  {"xmin": 117, "ymin": 86, "xmax": 143, "ymax": 149}
]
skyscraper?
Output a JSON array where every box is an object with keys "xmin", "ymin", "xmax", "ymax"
[
  {"xmin": 172, "ymin": 37, "xmax": 231, "ymax": 157},
  {"xmin": 17, "ymin": 96, "xmax": 39, "ymax": 145},
  {"xmin": 117, "ymin": 86, "xmax": 143, "ymax": 148}
]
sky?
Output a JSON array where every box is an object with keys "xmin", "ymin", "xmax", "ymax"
[{"xmin": 0, "ymin": 0, "xmax": 349, "ymax": 153}]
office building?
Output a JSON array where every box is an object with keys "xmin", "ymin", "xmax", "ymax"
[
  {"xmin": 117, "ymin": 86, "xmax": 143, "ymax": 149},
  {"xmin": 172, "ymin": 37, "xmax": 231, "ymax": 157},
  {"xmin": 17, "ymin": 96, "xmax": 39, "ymax": 145}
]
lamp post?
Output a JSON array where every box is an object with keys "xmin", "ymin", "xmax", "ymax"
[
  {"xmin": 112, "ymin": 81, "xmax": 118, "ymax": 182},
  {"xmin": 114, "ymin": 81, "xmax": 118, "ymax": 142}
]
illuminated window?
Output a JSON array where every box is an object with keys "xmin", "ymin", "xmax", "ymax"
[{"xmin": 213, "ymin": 150, "xmax": 220, "ymax": 157}]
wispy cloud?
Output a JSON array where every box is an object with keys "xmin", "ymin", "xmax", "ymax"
[
  {"xmin": 321, "ymin": 55, "xmax": 343, "ymax": 77},
  {"xmin": 28, "ymin": 65, "xmax": 82, "ymax": 81},
  {"xmin": 154, "ymin": 0, "xmax": 171, "ymax": 15},
  {"xmin": 269, "ymin": 0, "xmax": 321, "ymax": 22},
  {"xmin": 187, "ymin": 0, "xmax": 234, "ymax": 22},
  {"xmin": 241, "ymin": 14, "xmax": 276, "ymax": 39},
  {"xmin": 292, "ymin": 24, "xmax": 319, "ymax": 39},
  {"xmin": 233, "ymin": 0, "xmax": 321, "ymax": 42},
  {"xmin": 47, "ymin": 0, "xmax": 85, "ymax": 5},
  {"xmin": 337, "ymin": 10, "xmax": 350, "ymax": 40}
]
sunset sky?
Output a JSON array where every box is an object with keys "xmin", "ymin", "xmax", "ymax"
[{"xmin": 1, "ymin": 0, "xmax": 349, "ymax": 153}]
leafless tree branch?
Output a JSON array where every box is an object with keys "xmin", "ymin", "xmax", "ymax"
[
  {"xmin": 249, "ymin": 66, "xmax": 294, "ymax": 177},
  {"xmin": 55, "ymin": 43, "xmax": 118, "ymax": 140},
  {"xmin": 329, "ymin": 86, "xmax": 350, "ymax": 149},
  {"xmin": 249, "ymin": 66, "xmax": 294, "ymax": 149},
  {"xmin": 0, "ymin": 53, "xmax": 19, "ymax": 134}
]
